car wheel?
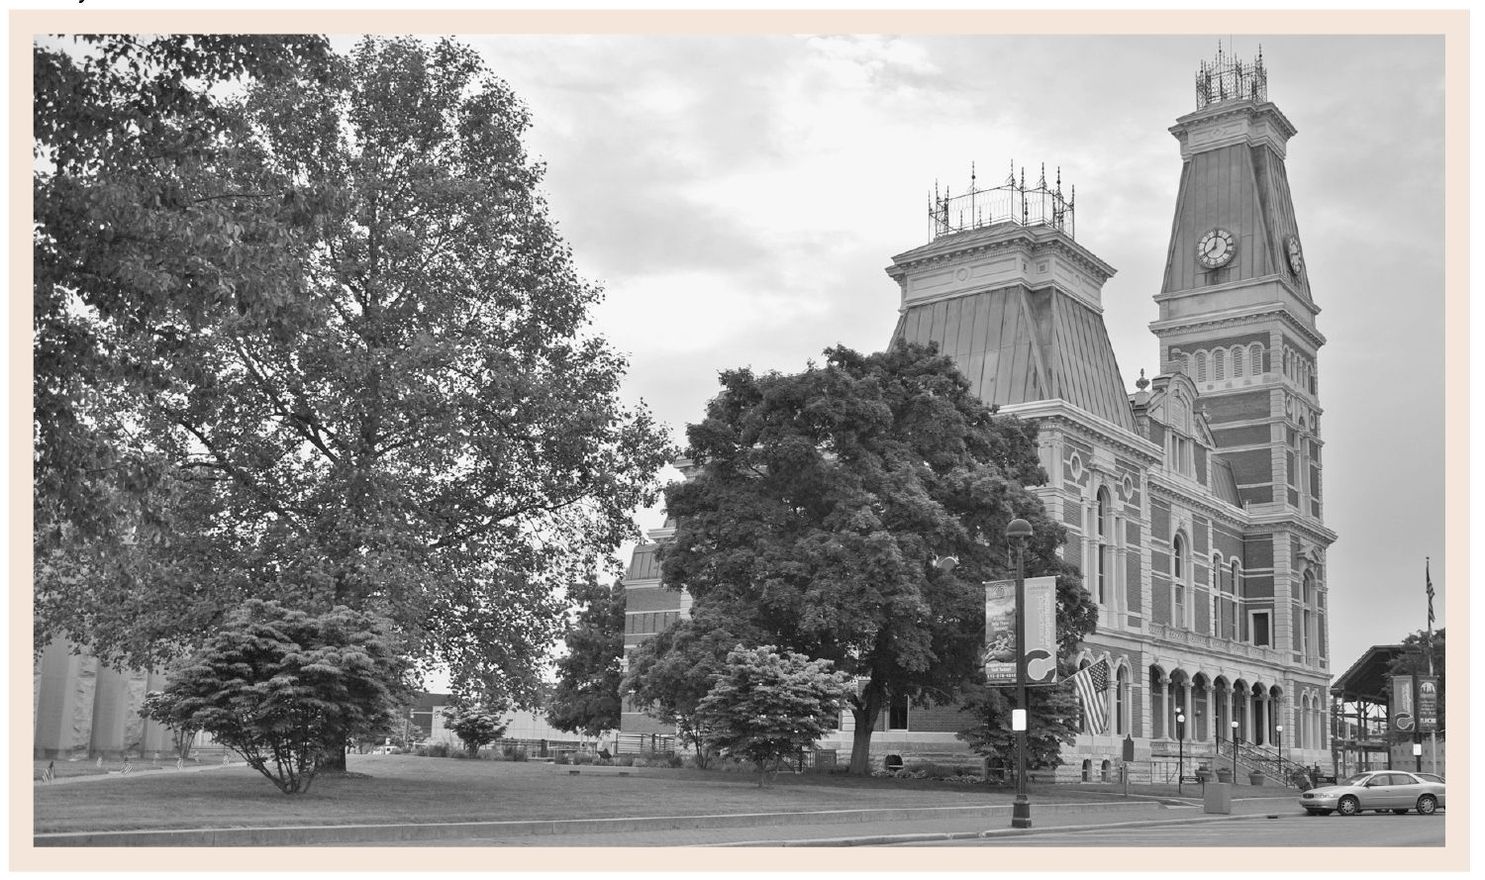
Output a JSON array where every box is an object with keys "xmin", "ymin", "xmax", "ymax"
[
  {"xmin": 1417, "ymin": 795, "xmax": 1438, "ymax": 816},
  {"xmin": 1337, "ymin": 795, "xmax": 1361, "ymax": 816}
]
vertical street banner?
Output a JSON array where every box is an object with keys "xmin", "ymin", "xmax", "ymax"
[
  {"xmin": 983, "ymin": 576, "xmax": 1058, "ymax": 686},
  {"xmin": 1389, "ymin": 674, "xmax": 1415, "ymax": 732},
  {"xmin": 1416, "ymin": 676, "xmax": 1439, "ymax": 733}
]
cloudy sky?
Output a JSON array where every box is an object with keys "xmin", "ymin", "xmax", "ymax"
[{"xmin": 427, "ymin": 31, "xmax": 1450, "ymax": 674}]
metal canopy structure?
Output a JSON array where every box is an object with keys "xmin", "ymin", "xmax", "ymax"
[{"xmin": 1328, "ymin": 644, "xmax": 1405, "ymax": 776}]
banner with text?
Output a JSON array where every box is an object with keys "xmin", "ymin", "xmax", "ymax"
[
  {"xmin": 1389, "ymin": 674, "xmax": 1415, "ymax": 733},
  {"xmin": 1417, "ymin": 675, "xmax": 1439, "ymax": 733},
  {"xmin": 983, "ymin": 576, "xmax": 1058, "ymax": 686}
]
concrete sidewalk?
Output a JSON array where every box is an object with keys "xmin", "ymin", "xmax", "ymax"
[{"xmin": 35, "ymin": 793, "xmax": 1299, "ymax": 848}]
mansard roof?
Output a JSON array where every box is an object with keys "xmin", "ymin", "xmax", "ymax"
[{"xmin": 891, "ymin": 283, "xmax": 1135, "ymax": 432}]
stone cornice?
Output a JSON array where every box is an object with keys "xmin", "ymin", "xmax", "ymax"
[
  {"xmin": 1169, "ymin": 99, "xmax": 1298, "ymax": 160},
  {"xmin": 1154, "ymin": 274, "xmax": 1321, "ymax": 320},
  {"xmin": 1149, "ymin": 301, "xmax": 1327, "ymax": 349},
  {"xmin": 1000, "ymin": 399, "xmax": 1163, "ymax": 464},
  {"xmin": 1242, "ymin": 510, "xmax": 1338, "ymax": 547},
  {"xmin": 887, "ymin": 223, "xmax": 1117, "ymax": 288},
  {"xmin": 1147, "ymin": 471, "xmax": 1248, "ymax": 527}
]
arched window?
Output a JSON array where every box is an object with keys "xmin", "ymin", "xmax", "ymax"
[
  {"xmin": 1195, "ymin": 352, "xmax": 1208, "ymax": 383},
  {"xmin": 1214, "ymin": 349, "xmax": 1226, "ymax": 380},
  {"xmin": 1249, "ymin": 343, "xmax": 1265, "ymax": 374},
  {"xmin": 1209, "ymin": 552, "xmax": 1222, "ymax": 635},
  {"xmin": 1115, "ymin": 665, "xmax": 1129, "ymax": 735},
  {"xmin": 1231, "ymin": 346, "xmax": 1245, "ymax": 377},
  {"xmin": 1228, "ymin": 559, "xmax": 1242, "ymax": 640},
  {"xmin": 1172, "ymin": 532, "xmax": 1189, "ymax": 629},
  {"xmin": 1096, "ymin": 487, "xmax": 1113, "ymax": 605},
  {"xmin": 1300, "ymin": 570, "xmax": 1318, "ymax": 659}
]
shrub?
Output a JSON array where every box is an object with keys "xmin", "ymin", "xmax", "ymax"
[
  {"xmin": 443, "ymin": 704, "xmax": 510, "ymax": 758},
  {"xmin": 554, "ymin": 752, "xmax": 571, "ymax": 765},
  {"xmin": 572, "ymin": 750, "xmax": 594, "ymax": 765},
  {"xmin": 427, "ymin": 743, "xmax": 448, "ymax": 758},
  {"xmin": 616, "ymin": 754, "xmax": 635, "ymax": 767},
  {"xmin": 452, "ymin": 750, "xmax": 469, "ymax": 760},
  {"xmin": 668, "ymin": 754, "xmax": 685, "ymax": 769},
  {"xmin": 501, "ymin": 744, "xmax": 528, "ymax": 761},
  {"xmin": 151, "ymin": 600, "xmax": 412, "ymax": 795},
  {"xmin": 414, "ymin": 746, "xmax": 429, "ymax": 757}
]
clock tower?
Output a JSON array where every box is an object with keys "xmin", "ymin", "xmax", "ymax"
[{"xmin": 1149, "ymin": 46, "xmax": 1334, "ymax": 682}]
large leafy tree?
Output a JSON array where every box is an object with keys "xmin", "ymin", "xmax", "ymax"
[
  {"xmin": 660, "ymin": 343, "xmax": 1096, "ymax": 774},
  {"xmin": 545, "ymin": 578, "xmax": 626, "ymax": 737},
  {"xmin": 148, "ymin": 599, "xmax": 413, "ymax": 794},
  {"xmin": 697, "ymin": 645, "xmax": 849, "ymax": 787},
  {"xmin": 34, "ymin": 36, "xmax": 671, "ymax": 707}
]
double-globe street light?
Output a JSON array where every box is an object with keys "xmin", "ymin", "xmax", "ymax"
[{"xmin": 1007, "ymin": 517, "xmax": 1034, "ymax": 829}]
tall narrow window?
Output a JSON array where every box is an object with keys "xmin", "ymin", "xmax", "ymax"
[
  {"xmin": 1228, "ymin": 559, "xmax": 1241, "ymax": 640},
  {"xmin": 1195, "ymin": 352, "xmax": 1208, "ymax": 382},
  {"xmin": 1096, "ymin": 488, "xmax": 1112, "ymax": 605},
  {"xmin": 1172, "ymin": 532, "xmax": 1189, "ymax": 629},
  {"xmin": 1250, "ymin": 343, "xmax": 1265, "ymax": 375},
  {"xmin": 1231, "ymin": 346, "xmax": 1244, "ymax": 377},
  {"xmin": 888, "ymin": 693, "xmax": 909, "ymax": 730},
  {"xmin": 1214, "ymin": 349, "xmax": 1226, "ymax": 380}
]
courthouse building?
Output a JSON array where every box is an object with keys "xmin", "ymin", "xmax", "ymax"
[{"xmin": 621, "ymin": 50, "xmax": 1336, "ymax": 777}]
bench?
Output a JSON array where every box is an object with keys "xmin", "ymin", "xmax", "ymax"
[{"xmin": 1180, "ymin": 775, "xmax": 1202, "ymax": 784}]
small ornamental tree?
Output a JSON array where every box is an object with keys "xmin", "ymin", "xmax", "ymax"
[
  {"xmin": 157, "ymin": 599, "xmax": 412, "ymax": 794},
  {"xmin": 623, "ymin": 606, "xmax": 769, "ymax": 769},
  {"xmin": 442, "ymin": 702, "xmax": 510, "ymax": 757},
  {"xmin": 696, "ymin": 645, "xmax": 849, "ymax": 787},
  {"xmin": 139, "ymin": 690, "xmax": 201, "ymax": 762}
]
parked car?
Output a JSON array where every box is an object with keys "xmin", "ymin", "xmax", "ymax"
[{"xmin": 1299, "ymin": 770, "xmax": 1444, "ymax": 816}]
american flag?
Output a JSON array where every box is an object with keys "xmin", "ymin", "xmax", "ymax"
[
  {"xmin": 1426, "ymin": 558, "xmax": 1435, "ymax": 630},
  {"xmin": 1071, "ymin": 659, "xmax": 1110, "ymax": 735}
]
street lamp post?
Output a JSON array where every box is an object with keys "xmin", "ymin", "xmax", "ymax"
[
  {"xmin": 1275, "ymin": 723, "xmax": 1284, "ymax": 767},
  {"xmin": 1176, "ymin": 711, "xmax": 1186, "ymax": 794},
  {"xmin": 1230, "ymin": 719, "xmax": 1240, "ymax": 781},
  {"xmin": 1007, "ymin": 517, "xmax": 1034, "ymax": 829}
]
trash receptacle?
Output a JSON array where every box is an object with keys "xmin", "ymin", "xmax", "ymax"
[{"xmin": 1204, "ymin": 781, "xmax": 1232, "ymax": 814}]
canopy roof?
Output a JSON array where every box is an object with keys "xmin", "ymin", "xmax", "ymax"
[{"xmin": 1329, "ymin": 644, "xmax": 1406, "ymax": 702}]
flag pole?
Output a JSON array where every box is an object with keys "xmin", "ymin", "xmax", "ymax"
[{"xmin": 1426, "ymin": 558, "xmax": 1438, "ymax": 774}]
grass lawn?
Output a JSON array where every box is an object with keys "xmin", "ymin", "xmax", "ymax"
[{"xmin": 33, "ymin": 754, "xmax": 1212, "ymax": 834}]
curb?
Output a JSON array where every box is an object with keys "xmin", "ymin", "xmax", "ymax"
[
  {"xmin": 34, "ymin": 800, "xmax": 1167, "ymax": 848},
  {"xmin": 712, "ymin": 812, "xmax": 1284, "ymax": 847}
]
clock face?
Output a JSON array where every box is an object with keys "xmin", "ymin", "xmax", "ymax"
[
  {"xmin": 1285, "ymin": 235, "xmax": 1304, "ymax": 275},
  {"xmin": 1197, "ymin": 227, "xmax": 1236, "ymax": 269}
]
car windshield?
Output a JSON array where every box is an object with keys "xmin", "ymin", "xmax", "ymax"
[{"xmin": 1342, "ymin": 774, "xmax": 1372, "ymax": 786}]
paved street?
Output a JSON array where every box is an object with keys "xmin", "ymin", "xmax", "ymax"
[{"xmin": 904, "ymin": 812, "xmax": 1445, "ymax": 847}]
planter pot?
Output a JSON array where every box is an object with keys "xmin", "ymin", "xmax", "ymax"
[
  {"xmin": 1248, "ymin": 772, "xmax": 1266, "ymax": 786},
  {"xmin": 1216, "ymin": 768, "xmax": 1233, "ymax": 783},
  {"xmin": 1195, "ymin": 768, "xmax": 1213, "ymax": 783}
]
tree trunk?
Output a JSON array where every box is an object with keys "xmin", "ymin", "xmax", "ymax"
[
  {"xmin": 318, "ymin": 740, "xmax": 348, "ymax": 772},
  {"xmin": 848, "ymin": 702, "xmax": 881, "ymax": 775}
]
